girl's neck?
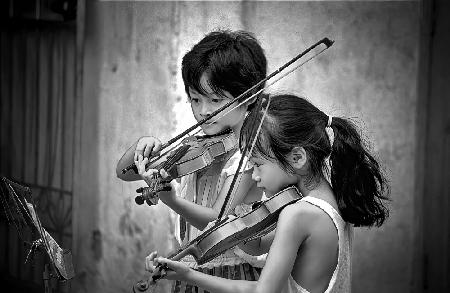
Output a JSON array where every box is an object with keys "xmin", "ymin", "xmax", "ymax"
[{"xmin": 296, "ymin": 175, "xmax": 334, "ymax": 201}]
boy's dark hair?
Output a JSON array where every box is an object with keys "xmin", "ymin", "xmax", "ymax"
[
  {"xmin": 181, "ymin": 30, "xmax": 267, "ymax": 109},
  {"xmin": 240, "ymin": 94, "xmax": 390, "ymax": 227}
]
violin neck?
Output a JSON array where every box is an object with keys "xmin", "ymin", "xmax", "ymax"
[{"xmin": 168, "ymin": 244, "xmax": 201, "ymax": 262}]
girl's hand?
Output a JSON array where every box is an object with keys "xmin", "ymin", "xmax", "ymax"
[
  {"xmin": 134, "ymin": 136, "xmax": 162, "ymax": 161},
  {"xmin": 145, "ymin": 251, "xmax": 192, "ymax": 281}
]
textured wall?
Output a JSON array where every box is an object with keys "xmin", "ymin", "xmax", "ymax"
[{"xmin": 73, "ymin": 1, "xmax": 420, "ymax": 292}]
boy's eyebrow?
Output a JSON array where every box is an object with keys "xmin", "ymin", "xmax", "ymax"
[{"xmin": 189, "ymin": 87, "xmax": 229, "ymax": 100}]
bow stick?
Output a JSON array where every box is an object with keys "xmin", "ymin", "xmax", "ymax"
[
  {"xmin": 121, "ymin": 37, "xmax": 335, "ymax": 175},
  {"xmin": 217, "ymin": 37, "xmax": 334, "ymax": 221}
]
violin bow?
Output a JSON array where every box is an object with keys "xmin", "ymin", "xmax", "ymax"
[
  {"xmin": 122, "ymin": 37, "xmax": 334, "ymax": 174},
  {"xmin": 217, "ymin": 37, "xmax": 335, "ymax": 221}
]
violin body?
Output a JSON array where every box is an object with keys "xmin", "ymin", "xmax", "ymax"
[
  {"xmin": 160, "ymin": 186, "xmax": 303, "ymax": 266},
  {"xmin": 165, "ymin": 130, "xmax": 238, "ymax": 179},
  {"xmin": 128, "ymin": 130, "xmax": 238, "ymax": 206},
  {"xmin": 122, "ymin": 129, "xmax": 238, "ymax": 180},
  {"xmin": 187, "ymin": 186, "xmax": 303, "ymax": 265}
]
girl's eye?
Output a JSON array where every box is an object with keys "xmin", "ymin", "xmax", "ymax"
[
  {"xmin": 250, "ymin": 161, "xmax": 261, "ymax": 168},
  {"xmin": 211, "ymin": 99, "xmax": 221, "ymax": 104},
  {"xmin": 190, "ymin": 98, "xmax": 199, "ymax": 104}
]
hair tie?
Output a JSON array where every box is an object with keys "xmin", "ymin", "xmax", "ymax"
[
  {"xmin": 324, "ymin": 115, "xmax": 334, "ymax": 185},
  {"xmin": 327, "ymin": 115, "xmax": 333, "ymax": 128},
  {"xmin": 325, "ymin": 115, "xmax": 334, "ymax": 149}
]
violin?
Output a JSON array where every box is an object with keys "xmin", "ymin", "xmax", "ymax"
[
  {"xmin": 132, "ymin": 186, "xmax": 303, "ymax": 291},
  {"xmin": 122, "ymin": 128, "xmax": 238, "ymax": 179},
  {"xmin": 125, "ymin": 129, "xmax": 238, "ymax": 206}
]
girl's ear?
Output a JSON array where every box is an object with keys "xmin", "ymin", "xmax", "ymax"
[{"xmin": 288, "ymin": 146, "xmax": 307, "ymax": 169}]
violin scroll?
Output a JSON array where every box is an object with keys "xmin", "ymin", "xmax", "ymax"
[
  {"xmin": 132, "ymin": 279, "xmax": 150, "ymax": 292},
  {"xmin": 132, "ymin": 264, "xmax": 170, "ymax": 292},
  {"xmin": 134, "ymin": 185, "xmax": 172, "ymax": 206}
]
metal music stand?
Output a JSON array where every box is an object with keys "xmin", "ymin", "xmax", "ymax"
[{"xmin": 0, "ymin": 176, "xmax": 75, "ymax": 293}]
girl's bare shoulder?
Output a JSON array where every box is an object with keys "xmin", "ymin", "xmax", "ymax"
[{"xmin": 278, "ymin": 200, "xmax": 333, "ymax": 232}]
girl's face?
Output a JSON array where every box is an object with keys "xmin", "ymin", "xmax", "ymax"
[
  {"xmin": 188, "ymin": 74, "xmax": 247, "ymax": 136},
  {"xmin": 248, "ymin": 155, "xmax": 298, "ymax": 196}
]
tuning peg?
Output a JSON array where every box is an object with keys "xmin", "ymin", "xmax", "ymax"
[{"xmin": 135, "ymin": 196, "xmax": 145, "ymax": 205}]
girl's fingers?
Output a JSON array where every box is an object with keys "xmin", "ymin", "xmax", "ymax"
[
  {"xmin": 145, "ymin": 251, "xmax": 158, "ymax": 272},
  {"xmin": 155, "ymin": 257, "xmax": 180, "ymax": 271}
]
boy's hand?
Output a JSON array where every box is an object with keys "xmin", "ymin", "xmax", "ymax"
[
  {"xmin": 145, "ymin": 251, "xmax": 192, "ymax": 281},
  {"xmin": 134, "ymin": 136, "xmax": 162, "ymax": 161},
  {"xmin": 135, "ymin": 155, "xmax": 175, "ymax": 202}
]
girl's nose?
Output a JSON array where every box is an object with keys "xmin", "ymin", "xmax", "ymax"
[{"xmin": 252, "ymin": 174, "xmax": 261, "ymax": 182}]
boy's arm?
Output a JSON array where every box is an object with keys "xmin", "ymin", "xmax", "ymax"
[
  {"xmin": 116, "ymin": 139, "xmax": 142, "ymax": 181},
  {"xmin": 159, "ymin": 169, "xmax": 255, "ymax": 231},
  {"xmin": 212, "ymin": 170, "xmax": 257, "ymax": 217},
  {"xmin": 159, "ymin": 191, "xmax": 219, "ymax": 230}
]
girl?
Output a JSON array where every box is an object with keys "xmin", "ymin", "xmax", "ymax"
[
  {"xmin": 117, "ymin": 30, "xmax": 269, "ymax": 292},
  {"xmin": 144, "ymin": 94, "xmax": 390, "ymax": 293}
]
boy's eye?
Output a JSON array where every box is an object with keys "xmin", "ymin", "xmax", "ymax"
[
  {"xmin": 211, "ymin": 98, "xmax": 222, "ymax": 103},
  {"xmin": 190, "ymin": 98, "xmax": 199, "ymax": 103}
]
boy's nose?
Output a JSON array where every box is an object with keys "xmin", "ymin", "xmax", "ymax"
[{"xmin": 200, "ymin": 103, "xmax": 212, "ymax": 117}]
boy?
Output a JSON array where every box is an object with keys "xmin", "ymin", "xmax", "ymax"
[{"xmin": 117, "ymin": 30, "xmax": 267, "ymax": 292}]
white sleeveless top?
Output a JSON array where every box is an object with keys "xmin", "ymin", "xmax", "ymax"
[{"xmin": 282, "ymin": 196, "xmax": 353, "ymax": 293}]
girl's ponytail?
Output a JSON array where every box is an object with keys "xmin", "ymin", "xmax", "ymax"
[{"xmin": 329, "ymin": 117, "xmax": 389, "ymax": 227}]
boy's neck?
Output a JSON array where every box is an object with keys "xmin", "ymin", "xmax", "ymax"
[{"xmin": 230, "ymin": 120, "xmax": 244, "ymax": 137}]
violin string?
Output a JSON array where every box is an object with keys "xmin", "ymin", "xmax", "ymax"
[
  {"xmin": 226, "ymin": 96, "xmax": 271, "ymax": 217},
  {"xmin": 225, "ymin": 96, "xmax": 270, "ymax": 213},
  {"xmin": 206, "ymin": 46, "xmax": 329, "ymax": 125},
  {"xmin": 216, "ymin": 90, "xmax": 271, "ymax": 221},
  {"xmin": 246, "ymin": 96, "xmax": 271, "ymax": 164},
  {"xmin": 147, "ymin": 128, "xmax": 202, "ymax": 167}
]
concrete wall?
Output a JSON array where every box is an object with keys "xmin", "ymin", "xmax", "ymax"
[{"xmin": 73, "ymin": 1, "xmax": 420, "ymax": 292}]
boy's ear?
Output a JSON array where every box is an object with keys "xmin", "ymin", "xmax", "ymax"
[{"xmin": 288, "ymin": 146, "xmax": 307, "ymax": 169}]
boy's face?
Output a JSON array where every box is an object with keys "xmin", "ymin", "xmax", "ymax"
[
  {"xmin": 188, "ymin": 74, "xmax": 247, "ymax": 136},
  {"xmin": 248, "ymin": 155, "xmax": 298, "ymax": 197}
]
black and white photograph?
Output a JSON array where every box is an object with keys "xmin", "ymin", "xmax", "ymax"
[{"xmin": 1, "ymin": 0, "xmax": 448, "ymax": 293}]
